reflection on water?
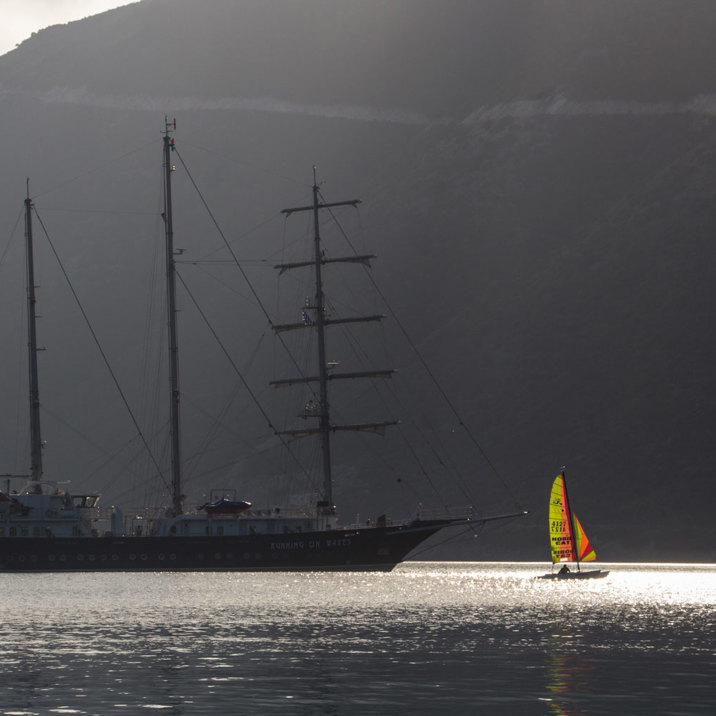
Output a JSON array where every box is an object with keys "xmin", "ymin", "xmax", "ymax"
[
  {"xmin": 544, "ymin": 648, "xmax": 595, "ymax": 716},
  {"xmin": 0, "ymin": 563, "xmax": 714, "ymax": 714}
]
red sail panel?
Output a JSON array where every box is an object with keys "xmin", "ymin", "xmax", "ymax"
[{"xmin": 573, "ymin": 513, "xmax": 597, "ymax": 561}]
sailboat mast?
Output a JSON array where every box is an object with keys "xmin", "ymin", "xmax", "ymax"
[
  {"xmin": 560, "ymin": 469, "xmax": 580, "ymax": 571},
  {"xmin": 310, "ymin": 174, "xmax": 333, "ymax": 512},
  {"xmin": 162, "ymin": 118, "xmax": 183, "ymax": 515},
  {"xmin": 24, "ymin": 185, "xmax": 43, "ymax": 486}
]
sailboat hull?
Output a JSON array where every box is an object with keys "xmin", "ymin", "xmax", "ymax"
[
  {"xmin": 0, "ymin": 519, "xmax": 456, "ymax": 572},
  {"xmin": 539, "ymin": 569, "xmax": 609, "ymax": 580}
]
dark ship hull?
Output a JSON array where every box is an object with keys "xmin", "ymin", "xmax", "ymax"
[{"xmin": 0, "ymin": 519, "xmax": 460, "ymax": 572}]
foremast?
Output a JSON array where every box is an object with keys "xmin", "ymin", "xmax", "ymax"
[
  {"xmin": 162, "ymin": 118, "xmax": 183, "ymax": 515},
  {"xmin": 24, "ymin": 184, "xmax": 43, "ymax": 488},
  {"xmin": 275, "ymin": 171, "xmax": 396, "ymax": 514}
]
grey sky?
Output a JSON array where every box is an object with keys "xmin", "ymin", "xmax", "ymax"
[{"xmin": 0, "ymin": 0, "xmax": 136, "ymax": 56}]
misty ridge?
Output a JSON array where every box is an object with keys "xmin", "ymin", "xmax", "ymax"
[
  {"xmin": 4, "ymin": 0, "xmax": 716, "ymax": 112},
  {"xmin": 0, "ymin": 0, "xmax": 714, "ymax": 561}
]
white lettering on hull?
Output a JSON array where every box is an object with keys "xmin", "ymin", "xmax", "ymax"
[{"xmin": 269, "ymin": 538, "xmax": 353, "ymax": 550}]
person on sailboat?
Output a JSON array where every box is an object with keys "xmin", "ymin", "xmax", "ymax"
[{"xmin": 558, "ymin": 565, "xmax": 571, "ymax": 574}]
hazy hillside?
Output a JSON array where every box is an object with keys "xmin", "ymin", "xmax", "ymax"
[{"xmin": 0, "ymin": 0, "xmax": 715, "ymax": 561}]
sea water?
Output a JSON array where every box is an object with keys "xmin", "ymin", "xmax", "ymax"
[{"xmin": 0, "ymin": 562, "xmax": 713, "ymax": 715}]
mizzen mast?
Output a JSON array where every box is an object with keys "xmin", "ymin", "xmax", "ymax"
[
  {"xmin": 24, "ymin": 182, "xmax": 43, "ymax": 487},
  {"xmin": 162, "ymin": 118, "xmax": 183, "ymax": 515}
]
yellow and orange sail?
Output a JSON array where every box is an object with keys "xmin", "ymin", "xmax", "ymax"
[{"xmin": 549, "ymin": 473, "xmax": 596, "ymax": 563}]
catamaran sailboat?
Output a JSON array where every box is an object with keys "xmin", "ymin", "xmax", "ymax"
[{"xmin": 541, "ymin": 470, "xmax": 608, "ymax": 579}]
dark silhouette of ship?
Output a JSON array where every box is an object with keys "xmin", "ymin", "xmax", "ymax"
[{"xmin": 0, "ymin": 123, "xmax": 525, "ymax": 572}]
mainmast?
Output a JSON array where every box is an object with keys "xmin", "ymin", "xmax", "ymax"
[
  {"xmin": 162, "ymin": 118, "xmax": 183, "ymax": 515},
  {"xmin": 24, "ymin": 183, "xmax": 43, "ymax": 487},
  {"xmin": 276, "ymin": 170, "xmax": 396, "ymax": 514}
]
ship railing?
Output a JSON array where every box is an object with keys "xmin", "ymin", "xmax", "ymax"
[
  {"xmin": 121, "ymin": 506, "xmax": 318, "ymax": 523},
  {"xmin": 240, "ymin": 507, "xmax": 314, "ymax": 519},
  {"xmin": 343, "ymin": 516, "xmax": 395, "ymax": 529},
  {"xmin": 344, "ymin": 506, "xmax": 474, "ymax": 530}
]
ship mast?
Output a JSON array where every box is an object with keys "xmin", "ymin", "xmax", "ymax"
[
  {"xmin": 24, "ymin": 183, "xmax": 43, "ymax": 488},
  {"xmin": 162, "ymin": 118, "xmax": 183, "ymax": 515},
  {"xmin": 311, "ymin": 174, "xmax": 334, "ymax": 509},
  {"xmin": 276, "ymin": 170, "xmax": 396, "ymax": 514}
]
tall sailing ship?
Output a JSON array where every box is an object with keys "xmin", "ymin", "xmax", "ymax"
[{"xmin": 0, "ymin": 122, "xmax": 525, "ymax": 572}]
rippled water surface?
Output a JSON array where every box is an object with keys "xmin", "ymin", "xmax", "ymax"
[{"xmin": 0, "ymin": 562, "xmax": 713, "ymax": 714}]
